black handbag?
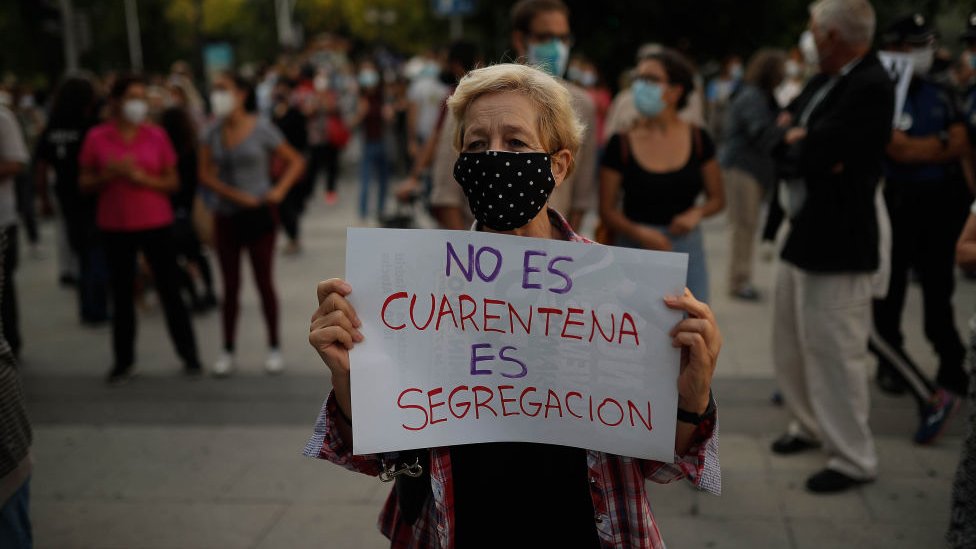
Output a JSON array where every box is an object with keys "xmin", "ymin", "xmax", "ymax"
[{"xmin": 230, "ymin": 204, "xmax": 276, "ymax": 244}]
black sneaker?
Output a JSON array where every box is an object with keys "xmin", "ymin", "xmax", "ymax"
[
  {"xmin": 913, "ymin": 388, "xmax": 959, "ymax": 445},
  {"xmin": 106, "ymin": 365, "xmax": 134, "ymax": 385},
  {"xmin": 771, "ymin": 434, "xmax": 821, "ymax": 455},
  {"xmin": 731, "ymin": 285, "xmax": 761, "ymax": 301},
  {"xmin": 81, "ymin": 317, "xmax": 109, "ymax": 328},
  {"xmin": 184, "ymin": 363, "xmax": 204, "ymax": 380},
  {"xmin": 805, "ymin": 468, "xmax": 872, "ymax": 493}
]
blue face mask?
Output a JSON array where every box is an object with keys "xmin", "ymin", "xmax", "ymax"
[
  {"xmin": 359, "ymin": 70, "xmax": 379, "ymax": 88},
  {"xmin": 528, "ymin": 39, "xmax": 570, "ymax": 78},
  {"xmin": 729, "ymin": 63, "xmax": 744, "ymax": 81},
  {"xmin": 420, "ymin": 63, "xmax": 440, "ymax": 79},
  {"xmin": 632, "ymin": 79, "xmax": 666, "ymax": 117}
]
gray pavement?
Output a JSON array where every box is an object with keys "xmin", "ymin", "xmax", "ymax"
[{"xmin": 19, "ymin": 172, "xmax": 975, "ymax": 548}]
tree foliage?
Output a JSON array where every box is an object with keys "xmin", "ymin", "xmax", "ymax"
[
  {"xmin": 3, "ymin": 0, "xmax": 976, "ymax": 89},
  {"xmin": 296, "ymin": 0, "xmax": 446, "ymax": 52}
]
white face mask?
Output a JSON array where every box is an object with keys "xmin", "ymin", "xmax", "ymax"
[
  {"xmin": 800, "ymin": 30, "xmax": 819, "ymax": 67},
  {"xmin": 909, "ymin": 46, "xmax": 934, "ymax": 77},
  {"xmin": 210, "ymin": 90, "xmax": 236, "ymax": 118},
  {"xmin": 784, "ymin": 59, "xmax": 801, "ymax": 78},
  {"xmin": 313, "ymin": 75, "xmax": 329, "ymax": 92},
  {"xmin": 420, "ymin": 62, "xmax": 440, "ymax": 79},
  {"xmin": 122, "ymin": 99, "xmax": 148, "ymax": 124}
]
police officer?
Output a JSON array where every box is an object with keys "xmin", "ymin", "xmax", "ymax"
[{"xmin": 872, "ymin": 14, "xmax": 972, "ymax": 444}]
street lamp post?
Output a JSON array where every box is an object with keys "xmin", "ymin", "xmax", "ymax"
[
  {"xmin": 275, "ymin": 0, "xmax": 300, "ymax": 50},
  {"xmin": 123, "ymin": 0, "xmax": 143, "ymax": 72},
  {"xmin": 58, "ymin": 0, "xmax": 79, "ymax": 73}
]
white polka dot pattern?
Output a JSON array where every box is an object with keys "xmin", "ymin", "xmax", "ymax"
[{"xmin": 453, "ymin": 150, "xmax": 556, "ymax": 231}]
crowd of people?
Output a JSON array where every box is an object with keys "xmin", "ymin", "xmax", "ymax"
[
  {"xmin": 1, "ymin": 0, "xmax": 976, "ymax": 546},
  {"xmin": 0, "ymin": 34, "xmax": 415, "ymax": 378},
  {"xmin": 304, "ymin": 0, "xmax": 972, "ymax": 547}
]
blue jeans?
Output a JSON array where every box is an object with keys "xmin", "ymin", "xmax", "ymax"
[
  {"xmin": 359, "ymin": 140, "xmax": 390, "ymax": 220},
  {"xmin": 0, "ymin": 478, "xmax": 32, "ymax": 549},
  {"xmin": 617, "ymin": 224, "xmax": 710, "ymax": 303}
]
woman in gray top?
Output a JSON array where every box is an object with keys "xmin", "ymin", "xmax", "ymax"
[
  {"xmin": 718, "ymin": 49, "xmax": 787, "ymax": 301},
  {"xmin": 198, "ymin": 72, "xmax": 305, "ymax": 377}
]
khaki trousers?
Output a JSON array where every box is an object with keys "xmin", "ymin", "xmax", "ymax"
[
  {"xmin": 773, "ymin": 261, "xmax": 878, "ymax": 479},
  {"xmin": 724, "ymin": 168, "xmax": 763, "ymax": 291}
]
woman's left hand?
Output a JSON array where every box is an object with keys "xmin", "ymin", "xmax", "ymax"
[
  {"xmin": 669, "ymin": 208, "xmax": 702, "ymax": 236},
  {"xmin": 784, "ymin": 127, "xmax": 807, "ymax": 145},
  {"xmin": 264, "ymin": 186, "xmax": 288, "ymax": 205},
  {"xmin": 665, "ymin": 288, "xmax": 721, "ymax": 413}
]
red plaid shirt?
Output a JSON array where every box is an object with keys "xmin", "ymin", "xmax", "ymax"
[{"xmin": 304, "ymin": 210, "xmax": 722, "ymax": 548}]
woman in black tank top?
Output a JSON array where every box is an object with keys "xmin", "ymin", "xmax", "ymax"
[{"xmin": 598, "ymin": 49, "xmax": 725, "ymax": 303}]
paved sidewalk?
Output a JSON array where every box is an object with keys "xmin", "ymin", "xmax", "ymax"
[{"xmin": 19, "ymin": 174, "xmax": 974, "ymax": 548}]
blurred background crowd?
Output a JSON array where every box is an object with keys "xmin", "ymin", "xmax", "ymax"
[{"xmin": 2, "ymin": 0, "xmax": 976, "ymax": 547}]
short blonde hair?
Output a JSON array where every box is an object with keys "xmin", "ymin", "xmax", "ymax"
[{"xmin": 447, "ymin": 63, "xmax": 585, "ymax": 177}]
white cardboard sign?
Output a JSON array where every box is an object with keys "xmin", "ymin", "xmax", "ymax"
[
  {"xmin": 878, "ymin": 51, "xmax": 913, "ymax": 127},
  {"xmin": 345, "ymin": 228, "xmax": 688, "ymax": 462}
]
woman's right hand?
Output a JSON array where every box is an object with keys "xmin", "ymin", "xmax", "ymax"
[
  {"xmin": 634, "ymin": 225, "xmax": 673, "ymax": 251},
  {"xmin": 309, "ymin": 279, "xmax": 364, "ymax": 415},
  {"xmin": 235, "ymin": 191, "xmax": 263, "ymax": 209},
  {"xmin": 104, "ymin": 157, "xmax": 134, "ymax": 180}
]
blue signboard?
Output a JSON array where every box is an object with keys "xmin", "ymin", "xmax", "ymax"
[
  {"xmin": 431, "ymin": 0, "xmax": 475, "ymax": 17},
  {"xmin": 203, "ymin": 42, "xmax": 234, "ymax": 85}
]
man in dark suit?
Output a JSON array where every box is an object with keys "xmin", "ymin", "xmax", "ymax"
[{"xmin": 769, "ymin": 0, "xmax": 894, "ymax": 493}]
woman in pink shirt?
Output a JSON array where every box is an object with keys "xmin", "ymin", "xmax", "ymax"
[{"xmin": 79, "ymin": 75, "xmax": 201, "ymax": 383}]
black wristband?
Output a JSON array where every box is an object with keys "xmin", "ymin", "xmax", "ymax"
[{"xmin": 677, "ymin": 392, "xmax": 716, "ymax": 425}]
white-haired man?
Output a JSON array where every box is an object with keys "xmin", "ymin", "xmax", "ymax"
[{"xmin": 770, "ymin": 0, "xmax": 894, "ymax": 493}]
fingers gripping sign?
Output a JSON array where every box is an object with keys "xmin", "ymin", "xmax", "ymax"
[
  {"xmin": 665, "ymin": 288, "xmax": 721, "ymax": 414},
  {"xmin": 309, "ymin": 278, "xmax": 364, "ymax": 386}
]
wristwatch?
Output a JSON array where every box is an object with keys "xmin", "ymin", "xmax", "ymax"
[{"xmin": 677, "ymin": 391, "xmax": 716, "ymax": 426}]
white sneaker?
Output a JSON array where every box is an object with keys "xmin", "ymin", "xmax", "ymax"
[
  {"xmin": 265, "ymin": 349, "xmax": 284, "ymax": 375},
  {"xmin": 213, "ymin": 351, "xmax": 234, "ymax": 377}
]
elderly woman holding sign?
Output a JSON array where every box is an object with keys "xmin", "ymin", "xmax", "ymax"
[{"xmin": 306, "ymin": 63, "xmax": 721, "ymax": 548}]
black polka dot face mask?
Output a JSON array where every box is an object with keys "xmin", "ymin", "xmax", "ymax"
[{"xmin": 453, "ymin": 150, "xmax": 556, "ymax": 231}]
